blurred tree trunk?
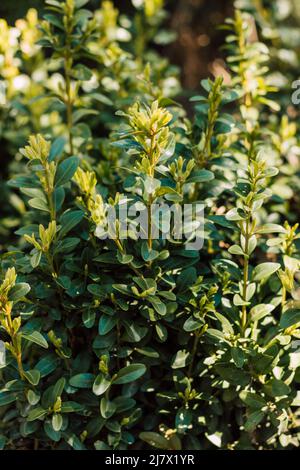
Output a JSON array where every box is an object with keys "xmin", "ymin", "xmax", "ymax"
[{"xmin": 166, "ymin": 0, "xmax": 233, "ymax": 89}]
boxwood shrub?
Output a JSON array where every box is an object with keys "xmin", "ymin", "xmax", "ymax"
[{"xmin": 0, "ymin": 0, "xmax": 300, "ymax": 450}]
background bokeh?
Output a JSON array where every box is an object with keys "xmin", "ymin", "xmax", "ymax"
[{"xmin": 0, "ymin": 0, "xmax": 233, "ymax": 90}]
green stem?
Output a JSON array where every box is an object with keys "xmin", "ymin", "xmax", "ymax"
[
  {"xmin": 241, "ymin": 218, "xmax": 250, "ymax": 333},
  {"xmin": 147, "ymin": 194, "xmax": 153, "ymax": 251},
  {"xmin": 6, "ymin": 309, "xmax": 25, "ymax": 380},
  {"xmin": 147, "ymin": 134, "xmax": 156, "ymax": 252},
  {"xmin": 48, "ymin": 194, "xmax": 55, "ymax": 222},
  {"xmin": 188, "ymin": 330, "xmax": 201, "ymax": 377},
  {"xmin": 46, "ymin": 252, "xmax": 58, "ymax": 279},
  {"xmin": 44, "ymin": 163, "xmax": 55, "ymax": 221},
  {"xmin": 16, "ymin": 350, "xmax": 25, "ymax": 380},
  {"xmin": 64, "ymin": 55, "xmax": 74, "ymax": 155},
  {"xmin": 281, "ymin": 286, "xmax": 286, "ymax": 309}
]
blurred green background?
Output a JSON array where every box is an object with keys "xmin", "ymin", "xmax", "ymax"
[{"xmin": 0, "ymin": 0, "xmax": 232, "ymax": 90}]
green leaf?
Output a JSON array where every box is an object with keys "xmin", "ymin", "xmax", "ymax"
[
  {"xmin": 0, "ymin": 435, "xmax": 7, "ymax": 450},
  {"xmin": 250, "ymin": 304, "xmax": 275, "ymax": 322},
  {"xmin": 55, "ymin": 237, "xmax": 80, "ymax": 254},
  {"xmin": 43, "ymin": 14, "xmax": 64, "ymax": 29},
  {"xmin": 30, "ymin": 250, "xmax": 42, "ymax": 268},
  {"xmin": 93, "ymin": 374, "xmax": 111, "ymax": 396},
  {"xmin": 239, "ymin": 391, "xmax": 266, "ymax": 409},
  {"xmin": 244, "ymin": 410, "xmax": 265, "ymax": 432},
  {"xmin": 90, "ymin": 92, "xmax": 113, "ymax": 106},
  {"xmin": 291, "ymin": 390, "xmax": 300, "ymax": 407},
  {"xmin": 0, "ymin": 392, "xmax": 16, "ymax": 406},
  {"xmin": 82, "ymin": 310, "xmax": 95, "ymax": 328},
  {"xmin": 27, "ymin": 390, "xmax": 40, "ymax": 406},
  {"xmin": 252, "ymin": 262, "xmax": 281, "ymax": 281},
  {"xmin": 231, "ymin": 347, "xmax": 246, "ymax": 368},
  {"xmin": 72, "ymin": 109, "xmax": 98, "ymax": 124},
  {"xmin": 175, "ymin": 408, "xmax": 193, "ymax": 432},
  {"xmin": 228, "ymin": 245, "xmax": 244, "ymax": 255},
  {"xmin": 177, "ymin": 267, "xmax": 197, "ymax": 292},
  {"xmin": 52, "ymin": 413, "xmax": 63, "ymax": 432},
  {"xmin": 87, "ymin": 284, "xmax": 107, "ymax": 300},
  {"xmin": 205, "ymin": 432, "xmax": 222, "ymax": 448},
  {"xmin": 60, "ymin": 401, "xmax": 83, "ymax": 413},
  {"xmin": 15, "ymin": 224, "xmax": 39, "ymax": 237},
  {"xmin": 9, "ymin": 283, "xmax": 31, "ymax": 301},
  {"xmin": 123, "ymin": 321, "xmax": 148, "ymax": 342},
  {"xmin": 113, "ymin": 396, "xmax": 135, "ymax": 413},
  {"xmin": 280, "ymin": 309, "xmax": 300, "ymax": 329},
  {"xmin": 9, "ymin": 176, "xmax": 39, "ymax": 189},
  {"xmin": 24, "ymin": 370, "xmax": 41, "ymax": 386},
  {"xmin": 27, "ymin": 407, "xmax": 47, "ymax": 422},
  {"xmin": 206, "ymin": 328, "xmax": 227, "ymax": 342},
  {"xmin": 171, "ymin": 350, "xmax": 189, "ymax": 369},
  {"xmin": 55, "ymin": 157, "xmax": 79, "ymax": 187},
  {"xmin": 209, "ymin": 215, "xmax": 237, "ymax": 231},
  {"xmin": 52, "ymin": 378, "xmax": 66, "ymax": 403},
  {"xmin": 269, "ymin": 379, "xmax": 291, "ymax": 397},
  {"xmin": 148, "ymin": 297, "xmax": 166, "ymax": 316},
  {"xmin": 49, "ymin": 137, "xmax": 66, "ymax": 162},
  {"xmin": 100, "ymin": 397, "xmax": 116, "ymax": 419},
  {"xmin": 69, "ymin": 373, "xmax": 94, "ymax": 388},
  {"xmin": 141, "ymin": 243, "xmax": 159, "ymax": 262},
  {"xmin": 233, "ymin": 294, "xmax": 247, "ymax": 306},
  {"xmin": 44, "ymin": 422, "xmax": 61, "ymax": 442},
  {"xmin": 226, "ymin": 208, "xmax": 245, "ymax": 221},
  {"xmin": 21, "ymin": 331, "xmax": 48, "ymax": 349},
  {"xmin": 255, "ymin": 224, "xmax": 286, "ymax": 234},
  {"xmin": 20, "ymin": 421, "xmax": 39, "ymax": 437},
  {"xmin": 72, "ymin": 64, "xmax": 93, "ymax": 81},
  {"xmin": 66, "ymin": 433, "xmax": 86, "ymax": 450},
  {"xmin": 139, "ymin": 432, "xmax": 170, "ymax": 450},
  {"xmin": 201, "ymin": 78, "xmax": 211, "ymax": 92},
  {"xmin": 183, "ymin": 316, "xmax": 203, "ymax": 332},
  {"xmin": 215, "ymin": 365, "xmax": 251, "ymax": 386},
  {"xmin": 59, "ymin": 210, "xmax": 84, "ymax": 238},
  {"xmin": 135, "ymin": 347, "xmax": 159, "ymax": 358},
  {"xmin": 113, "ymin": 364, "xmax": 146, "ymax": 385},
  {"xmin": 187, "ymin": 169, "xmax": 214, "ymax": 183},
  {"xmin": 75, "ymin": 0, "xmax": 90, "ymax": 8},
  {"xmin": 54, "ymin": 187, "xmax": 65, "ymax": 211},
  {"xmin": 36, "ymin": 355, "xmax": 59, "ymax": 377},
  {"xmin": 99, "ymin": 315, "xmax": 117, "ymax": 335},
  {"xmin": 214, "ymin": 312, "xmax": 234, "ymax": 335},
  {"xmin": 28, "ymin": 197, "xmax": 50, "ymax": 212}
]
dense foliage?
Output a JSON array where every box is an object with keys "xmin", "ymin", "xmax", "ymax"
[{"xmin": 0, "ymin": 0, "xmax": 300, "ymax": 450}]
